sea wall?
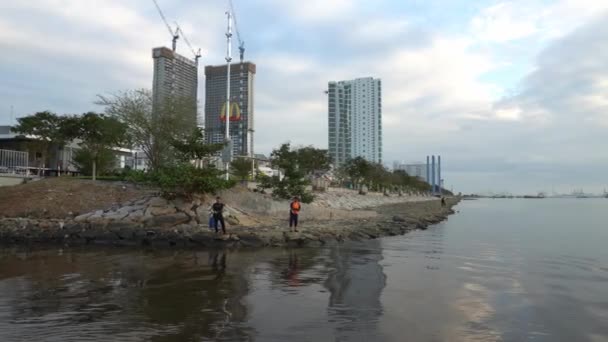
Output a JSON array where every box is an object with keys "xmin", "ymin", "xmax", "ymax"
[{"xmin": 0, "ymin": 186, "xmax": 458, "ymax": 248}]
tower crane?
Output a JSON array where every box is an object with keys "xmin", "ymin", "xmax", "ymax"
[
  {"xmin": 229, "ymin": 0, "xmax": 245, "ymax": 63},
  {"xmin": 175, "ymin": 23, "xmax": 202, "ymax": 64},
  {"xmin": 152, "ymin": 0, "xmax": 179, "ymax": 51}
]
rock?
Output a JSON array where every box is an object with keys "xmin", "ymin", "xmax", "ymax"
[
  {"xmin": 145, "ymin": 206, "xmax": 177, "ymax": 217},
  {"xmin": 392, "ymin": 216, "xmax": 406, "ymax": 222},
  {"xmin": 87, "ymin": 210, "xmax": 105, "ymax": 222},
  {"xmin": 103, "ymin": 211, "xmax": 129, "ymax": 221},
  {"xmin": 148, "ymin": 197, "xmax": 169, "ymax": 207},
  {"xmin": 74, "ymin": 212, "xmax": 93, "ymax": 223},
  {"xmin": 226, "ymin": 215, "xmax": 240, "ymax": 226},
  {"xmin": 144, "ymin": 213, "xmax": 190, "ymax": 228},
  {"xmin": 125, "ymin": 209, "xmax": 145, "ymax": 222}
]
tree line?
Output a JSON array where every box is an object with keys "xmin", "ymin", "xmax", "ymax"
[{"xmin": 12, "ymin": 89, "xmax": 437, "ymax": 200}]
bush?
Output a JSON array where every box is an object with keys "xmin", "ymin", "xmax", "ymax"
[
  {"xmin": 72, "ymin": 148, "xmax": 116, "ymax": 176},
  {"xmin": 126, "ymin": 164, "xmax": 235, "ymax": 199}
]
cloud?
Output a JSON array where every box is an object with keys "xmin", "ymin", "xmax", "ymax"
[
  {"xmin": 1, "ymin": 0, "xmax": 607, "ymax": 193},
  {"xmin": 471, "ymin": 2, "xmax": 539, "ymax": 42}
]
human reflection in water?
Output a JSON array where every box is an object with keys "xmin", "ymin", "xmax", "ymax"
[
  {"xmin": 139, "ymin": 250, "xmax": 254, "ymax": 342},
  {"xmin": 283, "ymin": 250, "xmax": 300, "ymax": 287},
  {"xmin": 209, "ymin": 249, "xmax": 227, "ymax": 280},
  {"xmin": 324, "ymin": 240, "xmax": 389, "ymax": 341}
]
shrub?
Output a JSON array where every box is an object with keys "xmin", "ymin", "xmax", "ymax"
[{"xmin": 126, "ymin": 164, "xmax": 235, "ymax": 199}]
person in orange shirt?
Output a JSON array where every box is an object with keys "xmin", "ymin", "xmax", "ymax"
[{"xmin": 289, "ymin": 196, "xmax": 301, "ymax": 232}]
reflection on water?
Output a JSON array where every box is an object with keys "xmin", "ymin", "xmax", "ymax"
[{"xmin": 1, "ymin": 199, "xmax": 608, "ymax": 341}]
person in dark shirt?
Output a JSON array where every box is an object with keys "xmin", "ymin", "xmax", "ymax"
[{"xmin": 211, "ymin": 197, "xmax": 227, "ymax": 234}]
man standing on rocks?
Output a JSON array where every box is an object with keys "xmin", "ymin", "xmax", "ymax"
[
  {"xmin": 289, "ymin": 196, "xmax": 301, "ymax": 232},
  {"xmin": 212, "ymin": 197, "xmax": 227, "ymax": 235}
]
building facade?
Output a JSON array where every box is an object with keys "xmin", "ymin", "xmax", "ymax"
[
  {"xmin": 152, "ymin": 47, "xmax": 198, "ymax": 125},
  {"xmin": 328, "ymin": 77, "xmax": 382, "ymax": 167},
  {"xmin": 204, "ymin": 62, "xmax": 256, "ymax": 157}
]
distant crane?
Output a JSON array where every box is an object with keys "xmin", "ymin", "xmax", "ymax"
[
  {"xmin": 175, "ymin": 23, "xmax": 202, "ymax": 64},
  {"xmin": 229, "ymin": 0, "xmax": 245, "ymax": 62},
  {"xmin": 152, "ymin": 0, "xmax": 179, "ymax": 51}
]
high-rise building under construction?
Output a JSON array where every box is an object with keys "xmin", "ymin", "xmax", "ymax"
[
  {"xmin": 204, "ymin": 62, "xmax": 256, "ymax": 157},
  {"xmin": 152, "ymin": 47, "xmax": 198, "ymax": 125}
]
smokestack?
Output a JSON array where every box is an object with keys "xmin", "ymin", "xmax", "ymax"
[
  {"xmin": 426, "ymin": 156, "xmax": 430, "ymax": 185},
  {"xmin": 438, "ymin": 155, "xmax": 442, "ymax": 195},
  {"xmin": 431, "ymin": 155, "xmax": 436, "ymax": 195}
]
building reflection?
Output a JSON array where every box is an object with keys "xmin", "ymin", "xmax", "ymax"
[
  {"xmin": 0, "ymin": 248, "xmax": 256, "ymax": 342},
  {"xmin": 324, "ymin": 240, "xmax": 388, "ymax": 341}
]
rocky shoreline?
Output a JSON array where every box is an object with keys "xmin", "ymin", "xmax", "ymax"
[{"xmin": 0, "ymin": 195, "xmax": 459, "ymax": 249}]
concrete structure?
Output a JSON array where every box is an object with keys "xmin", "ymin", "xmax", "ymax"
[
  {"xmin": 425, "ymin": 154, "xmax": 443, "ymax": 194},
  {"xmin": 152, "ymin": 47, "xmax": 198, "ymax": 125},
  {"xmin": 394, "ymin": 162, "xmax": 428, "ymax": 182},
  {"xmin": 204, "ymin": 62, "xmax": 256, "ymax": 158},
  {"xmin": 328, "ymin": 77, "xmax": 382, "ymax": 166}
]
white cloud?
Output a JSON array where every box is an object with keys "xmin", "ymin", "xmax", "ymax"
[
  {"xmin": 258, "ymin": 0, "xmax": 355, "ymax": 23},
  {"xmin": 471, "ymin": 2, "xmax": 539, "ymax": 42}
]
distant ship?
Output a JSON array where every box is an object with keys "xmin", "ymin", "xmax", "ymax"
[{"xmin": 524, "ymin": 192, "xmax": 546, "ymax": 199}]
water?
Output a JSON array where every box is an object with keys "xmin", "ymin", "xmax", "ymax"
[{"xmin": 1, "ymin": 199, "xmax": 607, "ymax": 342}]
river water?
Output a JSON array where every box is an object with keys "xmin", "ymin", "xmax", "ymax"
[{"xmin": 1, "ymin": 199, "xmax": 607, "ymax": 342}]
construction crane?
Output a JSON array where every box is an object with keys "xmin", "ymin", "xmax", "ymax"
[
  {"xmin": 175, "ymin": 23, "xmax": 202, "ymax": 64},
  {"xmin": 152, "ymin": 0, "xmax": 179, "ymax": 51},
  {"xmin": 229, "ymin": 0, "xmax": 245, "ymax": 62}
]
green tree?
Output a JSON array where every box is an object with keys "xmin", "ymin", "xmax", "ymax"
[
  {"xmin": 295, "ymin": 146, "xmax": 331, "ymax": 175},
  {"xmin": 341, "ymin": 157, "xmax": 373, "ymax": 189},
  {"xmin": 72, "ymin": 147, "xmax": 116, "ymax": 177},
  {"xmin": 70, "ymin": 112, "xmax": 128, "ymax": 181},
  {"xmin": 11, "ymin": 111, "xmax": 74, "ymax": 172},
  {"xmin": 231, "ymin": 157, "xmax": 254, "ymax": 181},
  {"xmin": 268, "ymin": 143, "xmax": 314, "ymax": 202},
  {"xmin": 171, "ymin": 127, "xmax": 224, "ymax": 162},
  {"xmin": 96, "ymin": 89, "xmax": 196, "ymax": 170},
  {"xmin": 125, "ymin": 128, "xmax": 234, "ymax": 199}
]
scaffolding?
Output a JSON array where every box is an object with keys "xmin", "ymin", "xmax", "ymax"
[{"xmin": 0, "ymin": 149, "xmax": 29, "ymax": 175}]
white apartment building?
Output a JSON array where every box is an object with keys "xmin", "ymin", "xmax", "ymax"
[{"xmin": 328, "ymin": 77, "xmax": 382, "ymax": 166}]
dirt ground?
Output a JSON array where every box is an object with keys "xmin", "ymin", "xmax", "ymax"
[{"xmin": 0, "ymin": 177, "xmax": 154, "ymax": 219}]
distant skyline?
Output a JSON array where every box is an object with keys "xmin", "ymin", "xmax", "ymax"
[{"xmin": 1, "ymin": 0, "xmax": 607, "ymax": 194}]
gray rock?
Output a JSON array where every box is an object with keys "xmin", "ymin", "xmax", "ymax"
[
  {"xmin": 145, "ymin": 206, "xmax": 177, "ymax": 217},
  {"xmin": 148, "ymin": 197, "xmax": 169, "ymax": 207},
  {"xmin": 74, "ymin": 212, "xmax": 93, "ymax": 223},
  {"xmin": 144, "ymin": 213, "xmax": 190, "ymax": 228},
  {"xmin": 392, "ymin": 216, "xmax": 406, "ymax": 222},
  {"xmin": 104, "ymin": 211, "xmax": 129, "ymax": 221},
  {"xmin": 126, "ymin": 209, "xmax": 145, "ymax": 222}
]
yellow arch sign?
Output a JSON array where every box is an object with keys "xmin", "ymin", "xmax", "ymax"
[{"xmin": 220, "ymin": 102, "xmax": 241, "ymax": 122}]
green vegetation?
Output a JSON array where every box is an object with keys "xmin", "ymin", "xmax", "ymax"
[
  {"xmin": 12, "ymin": 111, "xmax": 74, "ymax": 171},
  {"xmin": 231, "ymin": 157, "xmax": 254, "ymax": 181},
  {"xmin": 13, "ymin": 92, "xmax": 238, "ymax": 198},
  {"xmin": 257, "ymin": 143, "xmax": 328, "ymax": 203},
  {"xmin": 336, "ymin": 157, "xmax": 431, "ymax": 193},
  {"xmin": 96, "ymin": 89, "xmax": 195, "ymax": 171},
  {"xmin": 127, "ymin": 127, "xmax": 233, "ymax": 199},
  {"xmin": 72, "ymin": 148, "xmax": 117, "ymax": 178},
  {"xmin": 66, "ymin": 112, "xmax": 128, "ymax": 180}
]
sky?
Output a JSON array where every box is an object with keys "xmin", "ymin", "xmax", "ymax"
[{"xmin": 1, "ymin": 0, "xmax": 607, "ymax": 195}]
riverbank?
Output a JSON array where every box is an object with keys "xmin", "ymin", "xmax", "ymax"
[
  {"xmin": 0, "ymin": 199, "xmax": 458, "ymax": 248},
  {"xmin": 0, "ymin": 179, "xmax": 459, "ymax": 248}
]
